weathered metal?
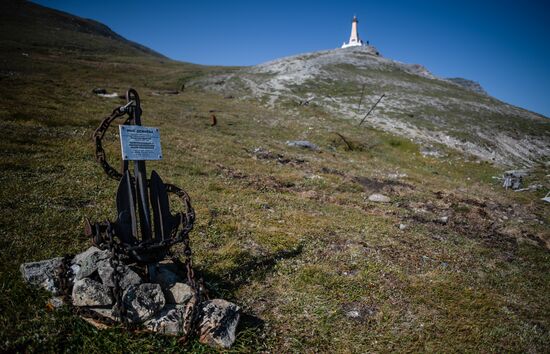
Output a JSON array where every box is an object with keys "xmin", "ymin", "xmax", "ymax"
[
  {"xmin": 88, "ymin": 89, "xmax": 195, "ymax": 264},
  {"xmin": 83, "ymin": 89, "xmax": 199, "ymax": 335}
]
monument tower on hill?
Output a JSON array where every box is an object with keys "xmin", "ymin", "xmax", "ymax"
[{"xmin": 342, "ymin": 15, "xmax": 365, "ymax": 48}]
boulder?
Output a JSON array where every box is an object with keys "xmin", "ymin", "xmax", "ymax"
[
  {"xmin": 72, "ymin": 246, "xmax": 101, "ymax": 266},
  {"xmin": 75, "ymin": 249, "xmax": 110, "ymax": 280},
  {"xmin": 72, "ymin": 278, "xmax": 113, "ymax": 307},
  {"xmin": 198, "ymin": 299, "xmax": 241, "ymax": 349},
  {"xmin": 144, "ymin": 305, "xmax": 187, "ymax": 335},
  {"xmin": 20, "ymin": 257, "xmax": 63, "ymax": 294},
  {"xmin": 368, "ymin": 193, "xmax": 390, "ymax": 203},
  {"xmin": 123, "ymin": 283, "xmax": 166, "ymax": 323},
  {"xmin": 164, "ymin": 282, "xmax": 194, "ymax": 304},
  {"xmin": 97, "ymin": 259, "xmax": 142, "ymax": 289}
]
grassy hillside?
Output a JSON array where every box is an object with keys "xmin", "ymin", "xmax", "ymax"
[
  {"xmin": 193, "ymin": 47, "xmax": 550, "ymax": 166},
  {"xmin": 0, "ymin": 1, "xmax": 549, "ymax": 352}
]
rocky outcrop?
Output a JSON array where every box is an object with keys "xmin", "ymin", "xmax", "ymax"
[
  {"xmin": 446, "ymin": 77, "xmax": 487, "ymax": 95},
  {"xmin": 191, "ymin": 46, "xmax": 550, "ymax": 166}
]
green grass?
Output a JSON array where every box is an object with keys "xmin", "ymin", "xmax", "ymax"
[{"xmin": 1, "ymin": 2, "xmax": 549, "ymax": 352}]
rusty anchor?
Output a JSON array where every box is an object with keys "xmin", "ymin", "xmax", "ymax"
[{"xmin": 85, "ymin": 89, "xmax": 195, "ymax": 275}]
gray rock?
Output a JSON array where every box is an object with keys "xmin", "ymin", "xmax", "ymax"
[
  {"xmin": 72, "ymin": 278, "xmax": 113, "ymax": 307},
  {"xmin": 399, "ymin": 223, "xmax": 408, "ymax": 230},
  {"xmin": 123, "ymin": 283, "xmax": 166, "ymax": 323},
  {"xmin": 144, "ymin": 305, "xmax": 187, "ymax": 335},
  {"xmin": 20, "ymin": 257, "xmax": 63, "ymax": 294},
  {"xmin": 286, "ymin": 140, "xmax": 319, "ymax": 151},
  {"xmin": 165, "ymin": 282, "xmax": 194, "ymax": 304},
  {"xmin": 76, "ymin": 249, "xmax": 110, "ymax": 280},
  {"xmin": 72, "ymin": 246, "xmax": 101, "ymax": 266},
  {"xmin": 368, "ymin": 193, "xmax": 391, "ymax": 203},
  {"xmin": 47, "ymin": 296, "xmax": 65, "ymax": 309},
  {"xmin": 199, "ymin": 299, "xmax": 241, "ymax": 349},
  {"xmin": 97, "ymin": 259, "xmax": 142, "ymax": 290}
]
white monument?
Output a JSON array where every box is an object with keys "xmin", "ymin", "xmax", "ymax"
[{"xmin": 342, "ymin": 15, "xmax": 365, "ymax": 48}]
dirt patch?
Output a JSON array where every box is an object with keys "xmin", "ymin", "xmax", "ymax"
[
  {"xmin": 401, "ymin": 191, "xmax": 549, "ymax": 254},
  {"xmin": 246, "ymin": 147, "xmax": 306, "ymax": 166},
  {"xmin": 354, "ymin": 176, "xmax": 414, "ymax": 195}
]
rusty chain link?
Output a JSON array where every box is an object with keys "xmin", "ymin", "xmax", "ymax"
[{"xmin": 78, "ymin": 98, "xmax": 201, "ymax": 339}]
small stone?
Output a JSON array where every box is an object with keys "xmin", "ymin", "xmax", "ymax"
[
  {"xmin": 47, "ymin": 296, "xmax": 65, "ymax": 309},
  {"xmin": 199, "ymin": 299, "xmax": 241, "ymax": 349},
  {"xmin": 123, "ymin": 283, "xmax": 166, "ymax": 323},
  {"xmin": 439, "ymin": 216, "xmax": 449, "ymax": 224},
  {"xmin": 72, "ymin": 278, "xmax": 113, "ymax": 307},
  {"xmin": 76, "ymin": 249, "xmax": 110, "ymax": 280},
  {"xmin": 286, "ymin": 140, "xmax": 319, "ymax": 151},
  {"xmin": 20, "ymin": 257, "xmax": 63, "ymax": 295},
  {"xmin": 368, "ymin": 193, "xmax": 391, "ymax": 203},
  {"xmin": 399, "ymin": 223, "xmax": 408, "ymax": 230},
  {"xmin": 165, "ymin": 282, "xmax": 194, "ymax": 304},
  {"xmin": 97, "ymin": 259, "xmax": 142, "ymax": 289},
  {"xmin": 144, "ymin": 305, "xmax": 187, "ymax": 335},
  {"xmin": 346, "ymin": 310, "xmax": 360, "ymax": 318}
]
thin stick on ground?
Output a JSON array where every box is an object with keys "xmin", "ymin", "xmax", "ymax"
[
  {"xmin": 333, "ymin": 132, "xmax": 353, "ymax": 151},
  {"xmin": 358, "ymin": 94, "xmax": 385, "ymax": 126}
]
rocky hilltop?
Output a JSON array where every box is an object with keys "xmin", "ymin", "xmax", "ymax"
[{"xmin": 192, "ymin": 46, "xmax": 550, "ymax": 166}]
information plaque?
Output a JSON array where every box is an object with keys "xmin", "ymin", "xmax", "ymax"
[{"xmin": 119, "ymin": 125, "xmax": 162, "ymax": 161}]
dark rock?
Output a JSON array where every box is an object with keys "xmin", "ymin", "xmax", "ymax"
[
  {"xmin": 123, "ymin": 283, "xmax": 166, "ymax": 323},
  {"xmin": 97, "ymin": 259, "xmax": 142, "ymax": 289},
  {"xmin": 72, "ymin": 278, "xmax": 113, "ymax": 307},
  {"xmin": 199, "ymin": 299, "xmax": 240, "ymax": 349},
  {"xmin": 20, "ymin": 257, "xmax": 63, "ymax": 294},
  {"xmin": 92, "ymin": 88, "xmax": 107, "ymax": 95},
  {"xmin": 144, "ymin": 304, "xmax": 187, "ymax": 335}
]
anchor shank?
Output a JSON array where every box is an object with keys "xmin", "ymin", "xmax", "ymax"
[{"xmin": 129, "ymin": 92, "xmax": 152, "ymax": 242}]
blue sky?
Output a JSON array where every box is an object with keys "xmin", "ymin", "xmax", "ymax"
[{"xmin": 35, "ymin": 0, "xmax": 550, "ymax": 117}]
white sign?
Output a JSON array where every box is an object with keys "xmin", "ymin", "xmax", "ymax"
[{"xmin": 119, "ymin": 125, "xmax": 162, "ymax": 161}]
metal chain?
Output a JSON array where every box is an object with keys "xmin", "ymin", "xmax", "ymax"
[
  {"xmin": 106, "ymin": 223, "xmax": 129, "ymax": 326},
  {"xmin": 87, "ymin": 98, "xmax": 201, "ymax": 340},
  {"xmin": 93, "ymin": 105, "xmax": 132, "ymax": 181}
]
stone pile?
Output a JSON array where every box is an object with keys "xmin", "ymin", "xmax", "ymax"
[{"xmin": 20, "ymin": 246, "xmax": 240, "ymax": 349}]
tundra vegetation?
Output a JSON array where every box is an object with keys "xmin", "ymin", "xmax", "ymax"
[{"xmin": 0, "ymin": 2, "xmax": 548, "ymax": 352}]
